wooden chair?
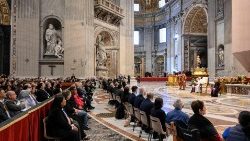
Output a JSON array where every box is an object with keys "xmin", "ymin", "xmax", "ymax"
[
  {"xmin": 133, "ymin": 107, "xmax": 142, "ymax": 137},
  {"xmin": 150, "ymin": 116, "xmax": 169, "ymax": 141},
  {"xmin": 43, "ymin": 117, "xmax": 60, "ymax": 141},
  {"xmin": 140, "ymin": 111, "xmax": 152, "ymax": 140},
  {"xmin": 127, "ymin": 103, "xmax": 136, "ymax": 131}
]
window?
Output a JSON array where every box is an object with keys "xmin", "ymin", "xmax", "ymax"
[
  {"xmin": 159, "ymin": 28, "xmax": 166, "ymax": 43},
  {"xmin": 134, "ymin": 4, "xmax": 139, "ymax": 11},
  {"xmin": 159, "ymin": 0, "xmax": 166, "ymax": 8},
  {"xmin": 134, "ymin": 31, "xmax": 139, "ymax": 45}
]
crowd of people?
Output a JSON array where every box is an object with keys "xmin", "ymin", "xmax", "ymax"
[
  {"xmin": 0, "ymin": 74, "xmax": 98, "ymax": 141},
  {"xmin": 1, "ymin": 73, "xmax": 250, "ymax": 141},
  {"xmin": 102, "ymin": 78, "xmax": 250, "ymax": 141}
]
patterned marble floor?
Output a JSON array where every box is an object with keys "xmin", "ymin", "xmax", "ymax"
[{"xmin": 89, "ymin": 82, "xmax": 250, "ymax": 141}]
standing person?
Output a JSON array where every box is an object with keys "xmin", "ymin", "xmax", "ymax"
[
  {"xmin": 181, "ymin": 72, "xmax": 187, "ymax": 90},
  {"xmin": 127, "ymin": 75, "xmax": 131, "ymax": 84},
  {"xmin": 188, "ymin": 100, "xmax": 222, "ymax": 141},
  {"xmin": 46, "ymin": 95, "xmax": 80, "ymax": 141}
]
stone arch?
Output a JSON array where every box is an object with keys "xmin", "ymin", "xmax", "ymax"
[
  {"xmin": 41, "ymin": 16, "xmax": 64, "ymax": 59},
  {"xmin": 183, "ymin": 5, "xmax": 208, "ymax": 34},
  {"xmin": 94, "ymin": 26, "xmax": 119, "ymax": 47},
  {"xmin": 0, "ymin": 0, "xmax": 10, "ymax": 25},
  {"xmin": 96, "ymin": 31, "xmax": 114, "ymax": 47}
]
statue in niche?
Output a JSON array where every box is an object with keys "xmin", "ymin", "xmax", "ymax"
[
  {"xmin": 218, "ymin": 45, "xmax": 224, "ymax": 67},
  {"xmin": 44, "ymin": 24, "xmax": 63, "ymax": 58},
  {"xmin": 196, "ymin": 55, "xmax": 201, "ymax": 68},
  {"xmin": 96, "ymin": 34, "xmax": 107, "ymax": 67}
]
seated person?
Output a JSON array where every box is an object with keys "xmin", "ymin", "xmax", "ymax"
[
  {"xmin": 75, "ymin": 82, "xmax": 94, "ymax": 110},
  {"xmin": 188, "ymin": 100, "xmax": 222, "ymax": 141},
  {"xmin": 0, "ymin": 89, "xmax": 10, "ymax": 123},
  {"xmin": 18, "ymin": 83, "xmax": 38, "ymax": 108},
  {"xmin": 140, "ymin": 92, "xmax": 154, "ymax": 131},
  {"xmin": 134, "ymin": 87, "xmax": 146, "ymax": 108},
  {"xmin": 166, "ymin": 99, "xmax": 189, "ymax": 127},
  {"xmin": 128, "ymin": 86, "xmax": 138, "ymax": 106},
  {"xmin": 151, "ymin": 98, "xmax": 167, "ymax": 135},
  {"xmin": 69, "ymin": 86, "xmax": 85, "ymax": 110},
  {"xmin": 223, "ymin": 111, "xmax": 250, "ymax": 141},
  {"xmin": 120, "ymin": 86, "xmax": 130, "ymax": 103},
  {"xmin": 35, "ymin": 82, "xmax": 50, "ymax": 102},
  {"xmin": 62, "ymin": 90, "xmax": 89, "ymax": 140},
  {"xmin": 5, "ymin": 91, "xmax": 26, "ymax": 117},
  {"xmin": 46, "ymin": 95, "xmax": 80, "ymax": 141}
]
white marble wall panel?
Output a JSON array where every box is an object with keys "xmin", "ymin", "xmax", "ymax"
[
  {"xmin": 15, "ymin": 19, "xmax": 39, "ymax": 77},
  {"xmin": 41, "ymin": 0, "xmax": 65, "ymax": 20},
  {"xmin": 17, "ymin": 0, "xmax": 39, "ymax": 18},
  {"xmin": 41, "ymin": 65, "xmax": 64, "ymax": 78}
]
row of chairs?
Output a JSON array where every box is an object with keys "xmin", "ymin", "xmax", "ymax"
[
  {"xmin": 108, "ymin": 92, "xmax": 200, "ymax": 141},
  {"xmin": 125, "ymin": 102, "xmax": 169, "ymax": 141}
]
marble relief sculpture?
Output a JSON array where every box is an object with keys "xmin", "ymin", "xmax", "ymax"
[
  {"xmin": 96, "ymin": 34, "xmax": 108, "ymax": 77},
  {"xmin": 44, "ymin": 24, "xmax": 63, "ymax": 58},
  {"xmin": 218, "ymin": 46, "xmax": 224, "ymax": 67},
  {"xmin": 96, "ymin": 34, "xmax": 107, "ymax": 67}
]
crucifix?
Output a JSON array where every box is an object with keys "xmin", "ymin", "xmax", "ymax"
[{"xmin": 48, "ymin": 65, "xmax": 56, "ymax": 76}]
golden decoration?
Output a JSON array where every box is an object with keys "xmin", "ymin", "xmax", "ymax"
[
  {"xmin": 0, "ymin": 0, "xmax": 10, "ymax": 25},
  {"xmin": 184, "ymin": 7, "xmax": 207, "ymax": 34}
]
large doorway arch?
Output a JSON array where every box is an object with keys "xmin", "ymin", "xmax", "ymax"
[{"xmin": 183, "ymin": 5, "xmax": 208, "ymax": 71}]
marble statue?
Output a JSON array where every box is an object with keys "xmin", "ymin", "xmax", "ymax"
[
  {"xmin": 197, "ymin": 55, "xmax": 201, "ymax": 68},
  {"xmin": 96, "ymin": 34, "xmax": 107, "ymax": 66},
  {"xmin": 54, "ymin": 39, "xmax": 64, "ymax": 58},
  {"xmin": 218, "ymin": 47, "xmax": 224, "ymax": 67},
  {"xmin": 45, "ymin": 24, "xmax": 57, "ymax": 54}
]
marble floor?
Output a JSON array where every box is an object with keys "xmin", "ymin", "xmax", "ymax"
[{"xmin": 89, "ymin": 82, "xmax": 250, "ymax": 141}]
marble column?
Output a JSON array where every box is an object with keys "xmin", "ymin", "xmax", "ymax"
[
  {"xmin": 144, "ymin": 27, "xmax": 153, "ymax": 73},
  {"xmin": 119, "ymin": 0, "xmax": 134, "ymax": 76},
  {"xmin": 207, "ymin": 0, "xmax": 216, "ymax": 78},
  {"xmin": 64, "ymin": 0, "xmax": 94, "ymax": 78}
]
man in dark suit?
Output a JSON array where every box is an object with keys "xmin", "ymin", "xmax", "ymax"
[
  {"xmin": 128, "ymin": 86, "xmax": 138, "ymax": 106},
  {"xmin": 0, "ymin": 89, "xmax": 10, "ymax": 123},
  {"xmin": 5, "ymin": 91, "xmax": 26, "ymax": 117},
  {"xmin": 134, "ymin": 87, "xmax": 146, "ymax": 108},
  {"xmin": 140, "ymin": 92, "xmax": 154, "ymax": 132}
]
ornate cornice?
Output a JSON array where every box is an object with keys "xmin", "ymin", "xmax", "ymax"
[{"xmin": 94, "ymin": 0, "xmax": 124, "ymax": 26}]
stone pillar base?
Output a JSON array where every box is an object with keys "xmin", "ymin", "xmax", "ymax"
[{"xmin": 96, "ymin": 66, "xmax": 108, "ymax": 77}]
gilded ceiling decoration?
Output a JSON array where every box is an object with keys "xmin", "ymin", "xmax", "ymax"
[
  {"xmin": 138, "ymin": 0, "xmax": 159, "ymax": 12},
  {"xmin": 0, "ymin": 0, "xmax": 10, "ymax": 25},
  {"xmin": 184, "ymin": 6, "xmax": 207, "ymax": 34}
]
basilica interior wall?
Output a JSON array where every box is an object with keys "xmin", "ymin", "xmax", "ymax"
[{"xmin": 232, "ymin": 0, "xmax": 250, "ymax": 75}]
